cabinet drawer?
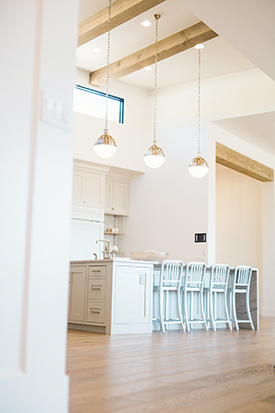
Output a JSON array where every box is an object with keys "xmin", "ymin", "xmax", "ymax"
[
  {"xmin": 86, "ymin": 302, "xmax": 105, "ymax": 324},
  {"xmin": 88, "ymin": 266, "xmax": 106, "ymax": 277},
  {"xmin": 87, "ymin": 279, "xmax": 106, "ymax": 300}
]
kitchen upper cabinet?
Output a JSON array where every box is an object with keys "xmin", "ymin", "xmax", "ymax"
[
  {"xmin": 105, "ymin": 179, "xmax": 129, "ymax": 215},
  {"xmin": 68, "ymin": 266, "xmax": 86, "ymax": 322},
  {"xmin": 72, "ymin": 168, "xmax": 104, "ymax": 209}
]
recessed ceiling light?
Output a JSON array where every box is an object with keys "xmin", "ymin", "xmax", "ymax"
[
  {"xmin": 92, "ymin": 47, "xmax": 102, "ymax": 53},
  {"xmin": 144, "ymin": 66, "xmax": 152, "ymax": 71},
  {"xmin": 141, "ymin": 20, "xmax": 151, "ymax": 27}
]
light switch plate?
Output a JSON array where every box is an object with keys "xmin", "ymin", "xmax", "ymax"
[{"xmin": 41, "ymin": 91, "xmax": 71, "ymax": 131}]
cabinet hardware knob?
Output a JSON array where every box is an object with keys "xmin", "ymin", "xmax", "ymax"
[
  {"xmin": 112, "ymin": 207, "xmax": 114, "ymax": 210},
  {"xmin": 92, "ymin": 270, "xmax": 101, "ymax": 272},
  {"xmin": 83, "ymin": 201, "xmax": 87, "ymax": 204},
  {"xmin": 91, "ymin": 310, "xmax": 100, "ymax": 314},
  {"xmin": 92, "ymin": 287, "xmax": 101, "ymax": 291}
]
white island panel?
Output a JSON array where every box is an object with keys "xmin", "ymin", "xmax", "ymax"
[{"xmin": 69, "ymin": 259, "xmax": 153, "ymax": 334}]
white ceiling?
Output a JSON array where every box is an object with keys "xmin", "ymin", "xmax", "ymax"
[
  {"xmin": 214, "ymin": 112, "xmax": 275, "ymax": 157},
  {"xmin": 77, "ymin": 0, "xmax": 275, "ymax": 156},
  {"xmin": 77, "ymin": 0, "xmax": 255, "ymax": 90},
  {"xmin": 179, "ymin": 0, "xmax": 275, "ymax": 83}
]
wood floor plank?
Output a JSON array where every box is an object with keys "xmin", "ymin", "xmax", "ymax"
[{"xmin": 67, "ymin": 317, "xmax": 275, "ymax": 412}]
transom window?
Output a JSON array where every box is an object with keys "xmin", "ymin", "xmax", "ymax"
[{"xmin": 73, "ymin": 85, "xmax": 124, "ymax": 124}]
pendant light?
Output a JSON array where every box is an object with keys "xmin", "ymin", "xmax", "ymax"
[
  {"xmin": 144, "ymin": 14, "xmax": 165, "ymax": 169},
  {"xmin": 94, "ymin": 0, "xmax": 117, "ymax": 159},
  {"xmin": 188, "ymin": 44, "xmax": 209, "ymax": 178}
]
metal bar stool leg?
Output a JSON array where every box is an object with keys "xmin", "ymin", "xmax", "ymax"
[
  {"xmin": 200, "ymin": 285, "xmax": 208, "ymax": 331},
  {"xmin": 224, "ymin": 287, "xmax": 232, "ymax": 330},
  {"xmin": 177, "ymin": 286, "xmax": 185, "ymax": 331},
  {"xmin": 246, "ymin": 287, "xmax": 255, "ymax": 330},
  {"xmin": 232, "ymin": 290, "xmax": 238, "ymax": 331},
  {"xmin": 209, "ymin": 288, "xmax": 215, "ymax": 331},
  {"xmin": 184, "ymin": 289, "xmax": 190, "ymax": 332},
  {"xmin": 160, "ymin": 288, "xmax": 165, "ymax": 333}
]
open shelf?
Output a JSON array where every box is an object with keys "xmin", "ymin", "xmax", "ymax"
[{"xmin": 104, "ymin": 214, "xmax": 126, "ymax": 254}]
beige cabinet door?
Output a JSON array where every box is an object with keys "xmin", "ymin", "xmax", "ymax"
[
  {"xmin": 105, "ymin": 179, "xmax": 129, "ymax": 215},
  {"xmin": 104, "ymin": 180, "xmax": 113, "ymax": 213},
  {"xmin": 72, "ymin": 169, "xmax": 104, "ymax": 209},
  {"xmin": 113, "ymin": 182, "xmax": 129, "ymax": 215},
  {"xmin": 68, "ymin": 266, "xmax": 86, "ymax": 322},
  {"xmin": 72, "ymin": 170, "xmax": 85, "ymax": 206},
  {"xmin": 85, "ymin": 172, "xmax": 104, "ymax": 209}
]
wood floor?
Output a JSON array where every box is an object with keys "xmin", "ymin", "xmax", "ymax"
[{"xmin": 67, "ymin": 317, "xmax": 275, "ymax": 413}]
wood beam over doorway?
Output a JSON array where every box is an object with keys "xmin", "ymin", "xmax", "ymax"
[
  {"xmin": 89, "ymin": 21, "xmax": 218, "ymax": 87},
  {"xmin": 78, "ymin": 0, "xmax": 166, "ymax": 47},
  {"xmin": 216, "ymin": 142, "xmax": 274, "ymax": 182}
]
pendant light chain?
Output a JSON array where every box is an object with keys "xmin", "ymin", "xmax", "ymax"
[
  {"xmin": 197, "ymin": 47, "xmax": 201, "ymax": 155},
  {"xmin": 188, "ymin": 44, "xmax": 208, "ymax": 178},
  {"xmin": 143, "ymin": 13, "xmax": 165, "ymax": 168},
  {"xmin": 153, "ymin": 15, "xmax": 160, "ymax": 145},
  {"xmin": 105, "ymin": 0, "xmax": 111, "ymax": 132},
  {"xmin": 94, "ymin": 0, "xmax": 117, "ymax": 159}
]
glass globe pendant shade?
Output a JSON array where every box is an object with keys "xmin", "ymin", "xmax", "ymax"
[
  {"xmin": 144, "ymin": 143, "xmax": 165, "ymax": 168},
  {"xmin": 188, "ymin": 154, "xmax": 209, "ymax": 178},
  {"xmin": 94, "ymin": 129, "xmax": 117, "ymax": 159}
]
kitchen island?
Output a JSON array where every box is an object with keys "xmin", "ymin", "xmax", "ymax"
[
  {"xmin": 69, "ymin": 260, "xmax": 259, "ymax": 334},
  {"xmin": 69, "ymin": 258, "xmax": 154, "ymax": 334}
]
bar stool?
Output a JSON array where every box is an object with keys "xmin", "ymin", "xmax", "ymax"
[
  {"xmin": 159, "ymin": 260, "xmax": 185, "ymax": 333},
  {"xmin": 207, "ymin": 264, "xmax": 232, "ymax": 331},
  {"xmin": 230, "ymin": 266, "xmax": 255, "ymax": 331},
  {"xmin": 183, "ymin": 262, "xmax": 208, "ymax": 332}
]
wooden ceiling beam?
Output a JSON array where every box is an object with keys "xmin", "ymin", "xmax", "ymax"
[
  {"xmin": 216, "ymin": 142, "xmax": 274, "ymax": 182},
  {"xmin": 89, "ymin": 21, "xmax": 218, "ymax": 87},
  {"xmin": 78, "ymin": 0, "xmax": 166, "ymax": 47}
]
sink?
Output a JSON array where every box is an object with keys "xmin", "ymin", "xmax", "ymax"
[{"xmin": 129, "ymin": 251, "xmax": 168, "ymax": 263}]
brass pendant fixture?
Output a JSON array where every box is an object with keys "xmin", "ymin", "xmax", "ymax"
[
  {"xmin": 144, "ymin": 14, "xmax": 165, "ymax": 169},
  {"xmin": 94, "ymin": 0, "xmax": 117, "ymax": 159},
  {"xmin": 188, "ymin": 44, "xmax": 209, "ymax": 178}
]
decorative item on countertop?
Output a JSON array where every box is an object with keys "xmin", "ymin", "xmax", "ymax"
[
  {"xmin": 110, "ymin": 245, "xmax": 119, "ymax": 257},
  {"xmin": 144, "ymin": 14, "xmax": 165, "ymax": 168},
  {"xmin": 94, "ymin": 0, "xmax": 117, "ymax": 159},
  {"xmin": 188, "ymin": 44, "xmax": 209, "ymax": 178},
  {"xmin": 129, "ymin": 251, "xmax": 168, "ymax": 263}
]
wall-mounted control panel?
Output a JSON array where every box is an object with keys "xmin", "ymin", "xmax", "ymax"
[{"xmin": 195, "ymin": 233, "xmax": 207, "ymax": 243}]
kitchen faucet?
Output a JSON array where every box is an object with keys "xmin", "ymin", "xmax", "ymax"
[{"xmin": 96, "ymin": 239, "xmax": 110, "ymax": 259}]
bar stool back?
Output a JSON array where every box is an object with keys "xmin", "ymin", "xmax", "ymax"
[
  {"xmin": 183, "ymin": 262, "xmax": 208, "ymax": 332},
  {"xmin": 231, "ymin": 266, "xmax": 255, "ymax": 330},
  {"xmin": 208, "ymin": 264, "xmax": 232, "ymax": 331},
  {"xmin": 159, "ymin": 260, "xmax": 185, "ymax": 333}
]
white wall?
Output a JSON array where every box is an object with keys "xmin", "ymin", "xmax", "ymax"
[
  {"xmin": 126, "ymin": 79, "xmax": 209, "ymax": 262},
  {"xmin": 216, "ymin": 163, "xmax": 263, "ymax": 269},
  {"xmin": 0, "ymin": 1, "xmax": 78, "ymax": 411},
  {"xmin": 73, "ymin": 69, "xmax": 149, "ymax": 173},
  {"xmin": 209, "ymin": 124, "xmax": 275, "ymax": 316}
]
